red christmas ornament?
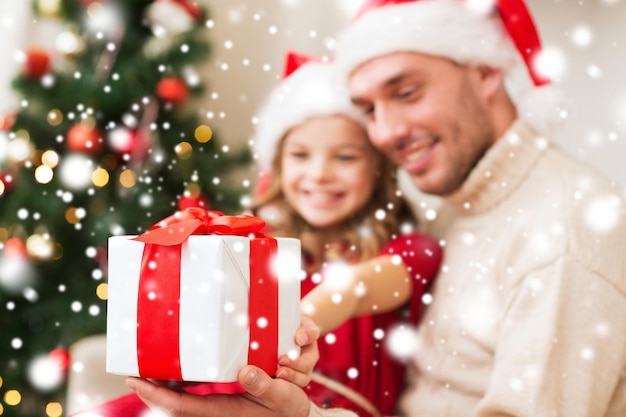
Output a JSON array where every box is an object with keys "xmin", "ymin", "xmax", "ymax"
[
  {"xmin": 108, "ymin": 127, "xmax": 151, "ymax": 163},
  {"xmin": 0, "ymin": 113, "xmax": 16, "ymax": 131},
  {"xmin": 49, "ymin": 348, "xmax": 70, "ymax": 371},
  {"xmin": 67, "ymin": 123, "xmax": 104, "ymax": 154},
  {"xmin": 4, "ymin": 237, "xmax": 26, "ymax": 258},
  {"xmin": 178, "ymin": 194, "xmax": 210, "ymax": 211},
  {"xmin": 23, "ymin": 47, "xmax": 51, "ymax": 79},
  {"xmin": 0, "ymin": 170, "xmax": 15, "ymax": 194},
  {"xmin": 156, "ymin": 78, "xmax": 190, "ymax": 105}
]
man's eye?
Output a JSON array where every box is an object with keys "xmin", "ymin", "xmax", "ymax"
[
  {"xmin": 356, "ymin": 104, "xmax": 374, "ymax": 116},
  {"xmin": 398, "ymin": 89, "xmax": 415, "ymax": 99},
  {"xmin": 398, "ymin": 86, "xmax": 419, "ymax": 100}
]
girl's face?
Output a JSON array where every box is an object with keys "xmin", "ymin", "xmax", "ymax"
[{"xmin": 280, "ymin": 114, "xmax": 379, "ymax": 229}]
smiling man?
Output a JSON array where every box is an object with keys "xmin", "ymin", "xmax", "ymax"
[{"xmin": 333, "ymin": 0, "xmax": 626, "ymax": 416}]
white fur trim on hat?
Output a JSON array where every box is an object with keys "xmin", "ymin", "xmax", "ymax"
[
  {"xmin": 335, "ymin": 0, "xmax": 566, "ymax": 134},
  {"xmin": 251, "ymin": 61, "xmax": 364, "ymax": 170},
  {"xmin": 336, "ymin": 1, "xmax": 519, "ymax": 79}
]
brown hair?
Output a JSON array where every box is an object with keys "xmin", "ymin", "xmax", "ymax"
[{"xmin": 251, "ymin": 125, "xmax": 417, "ymax": 274}]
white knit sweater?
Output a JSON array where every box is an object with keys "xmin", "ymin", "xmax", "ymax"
[{"xmin": 309, "ymin": 120, "xmax": 626, "ymax": 417}]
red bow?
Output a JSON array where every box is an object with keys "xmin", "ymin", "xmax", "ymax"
[{"xmin": 133, "ymin": 207, "xmax": 265, "ymax": 246}]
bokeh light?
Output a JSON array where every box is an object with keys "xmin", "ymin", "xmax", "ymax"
[
  {"xmin": 194, "ymin": 125, "xmax": 213, "ymax": 143},
  {"xmin": 27, "ymin": 354, "xmax": 65, "ymax": 391},
  {"xmin": 96, "ymin": 282, "xmax": 108, "ymax": 300},
  {"xmin": 119, "ymin": 169, "xmax": 137, "ymax": 188},
  {"xmin": 4, "ymin": 390, "xmax": 21, "ymax": 406},
  {"xmin": 47, "ymin": 109, "xmax": 63, "ymax": 126},
  {"xmin": 35, "ymin": 165, "xmax": 54, "ymax": 184},
  {"xmin": 42, "ymin": 150, "xmax": 60, "ymax": 167},
  {"xmin": 92, "ymin": 167, "xmax": 110, "ymax": 187},
  {"xmin": 175, "ymin": 141, "xmax": 193, "ymax": 159},
  {"xmin": 46, "ymin": 402, "xmax": 63, "ymax": 417},
  {"xmin": 59, "ymin": 153, "xmax": 93, "ymax": 190}
]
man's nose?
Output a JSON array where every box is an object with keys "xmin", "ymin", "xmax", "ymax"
[{"xmin": 369, "ymin": 105, "xmax": 409, "ymax": 151}]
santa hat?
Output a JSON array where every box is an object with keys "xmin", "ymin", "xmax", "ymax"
[
  {"xmin": 251, "ymin": 51, "xmax": 364, "ymax": 171},
  {"xmin": 335, "ymin": 0, "xmax": 566, "ymax": 134}
]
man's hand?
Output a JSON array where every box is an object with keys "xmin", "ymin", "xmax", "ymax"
[
  {"xmin": 125, "ymin": 318, "xmax": 320, "ymax": 417},
  {"xmin": 126, "ymin": 365, "xmax": 311, "ymax": 417}
]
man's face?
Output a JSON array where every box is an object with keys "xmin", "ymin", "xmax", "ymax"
[{"xmin": 348, "ymin": 52, "xmax": 497, "ymax": 196}]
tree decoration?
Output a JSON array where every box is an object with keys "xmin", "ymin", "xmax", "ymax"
[
  {"xmin": 36, "ymin": 0, "xmax": 62, "ymax": 17},
  {"xmin": 145, "ymin": 0, "xmax": 195, "ymax": 37},
  {"xmin": 0, "ymin": 170, "xmax": 14, "ymax": 195},
  {"xmin": 2, "ymin": 1, "xmax": 249, "ymax": 414},
  {"xmin": 48, "ymin": 347, "xmax": 70, "ymax": 372},
  {"xmin": 156, "ymin": 77, "xmax": 190, "ymax": 105},
  {"xmin": 178, "ymin": 191, "xmax": 210, "ymax": 210},
  {"xmin": 22, "ymin": 47, "xmax": 51, "ymax": 79},
  {"xmin": 0, "ymin": 113, "xmax": 16, "ymax": 130},
  {"xmin": 66, "ymin": 123, "xmax": 104, "ymax": 154},
  {"xmin": 173, "ymin": 0, "xmax": 204, "ymax": 21}
]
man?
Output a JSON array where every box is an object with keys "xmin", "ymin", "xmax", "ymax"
[{"xmin": 126, "ymin": 0, "xmax": 626, "ymax": 416}]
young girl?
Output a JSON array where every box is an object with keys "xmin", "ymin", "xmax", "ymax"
[{"xmin": 249, "ymin": 51, "xmax": 442, "ymax": 417}]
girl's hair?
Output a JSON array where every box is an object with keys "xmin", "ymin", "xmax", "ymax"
[{"xmin": 251, "ymin": 122, "xmax": 417, "ymax": 273}]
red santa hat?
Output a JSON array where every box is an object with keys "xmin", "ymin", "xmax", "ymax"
[
  {"xmin": 251, "ymin": 51, "xmax": 364, "ymax": 171},
  {"xmin": 335, "ymin": 0, "xmax": 565, "ymax": 134}
]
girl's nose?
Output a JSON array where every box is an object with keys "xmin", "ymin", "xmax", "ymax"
[{"xmin": 307, "ymin": 156, "xmax": 332, "ymax": 182}]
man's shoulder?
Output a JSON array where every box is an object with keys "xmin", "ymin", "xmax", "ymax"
[{"xmin": 529, "ymin": 144, "xmax": 626, "ymax": 286}]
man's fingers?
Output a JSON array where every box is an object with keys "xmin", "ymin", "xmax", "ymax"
[{"xmin": 126, "ymin": 377, "xmax": 215, "ymax": 416}]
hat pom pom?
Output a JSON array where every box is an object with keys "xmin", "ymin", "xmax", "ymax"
[{"xmin": 517, "ymin": 84, "xmax": 570, "ymax": 136}]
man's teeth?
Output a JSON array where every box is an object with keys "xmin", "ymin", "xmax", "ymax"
[{"xmin": 406, "ymin": 148, "xmax": 427, "ymax": 162}]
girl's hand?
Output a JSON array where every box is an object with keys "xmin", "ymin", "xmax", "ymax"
[{"xmin": 275, "ymin": 316, "xmax": 320, "ymax": 388}]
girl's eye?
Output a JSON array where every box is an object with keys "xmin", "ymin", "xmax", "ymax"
[
  {"xmin": 289, "ymin": 151, "xmax": 307, "ymax": 159},
  {"xmin": 337, "ymin": 154, "xmax": 357, "ymax": 162}
]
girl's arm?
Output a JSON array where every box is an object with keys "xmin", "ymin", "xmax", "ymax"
[{"xmin": 300, "ymin": 254, "xmax": 411, "ymax": 335}]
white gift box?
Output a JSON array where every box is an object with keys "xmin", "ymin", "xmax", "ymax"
[{"xmin": 106, "ymin": 234, "xmax": 301, "ymax": 382}]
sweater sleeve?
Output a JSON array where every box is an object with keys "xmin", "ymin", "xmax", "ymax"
[
  {"xmin": 379, "ymin": 233, "xmax": 443, "ymax": 322},
  {"xmin": 475, "ymin": 256, "xmax": 626, "ymax": 416}
]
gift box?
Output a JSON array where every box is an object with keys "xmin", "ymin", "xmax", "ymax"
[{"xmin": 105, "ymin": 208, "xmax": 301, "ymax": 382}]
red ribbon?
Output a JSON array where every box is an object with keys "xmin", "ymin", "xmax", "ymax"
[
  {"xmin": 133, "ymin": 208, "xmax": 279, "ymax": 381},
  {"xmin": 133, "ymin": 207, "xmax": 266, "ymax": 246}
]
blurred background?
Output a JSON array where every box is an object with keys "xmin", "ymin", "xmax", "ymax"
[{"xmin": 0, "ymin": 0, "xmax": 624, "ymax": 416}]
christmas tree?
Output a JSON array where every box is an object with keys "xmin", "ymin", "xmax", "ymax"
[{"xmin": 0, "ymin": 1, "xmax": 250, "ymax": 416}]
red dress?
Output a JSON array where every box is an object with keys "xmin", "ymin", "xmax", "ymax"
[
  {"xmin": 70, "ymin": 233, "xmax": 441, "ymax": 417},
  {"xmin": 302, "ymin": 233, "xmax": 442, "ymax": 417}
]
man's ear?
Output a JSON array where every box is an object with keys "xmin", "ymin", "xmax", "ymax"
[{"xmin": 476, "ymin": 65, "xmax": 504, "ymax": 100}]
